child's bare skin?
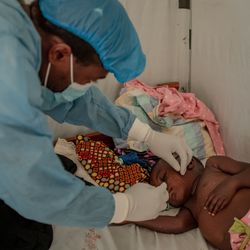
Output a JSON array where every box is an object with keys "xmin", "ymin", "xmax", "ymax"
[{"xmin": 134, "ymin": 156, "xmax": 250, "ymax": 250}]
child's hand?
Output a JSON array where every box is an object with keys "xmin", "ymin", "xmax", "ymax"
[{"xmin": 203, "ymin": 178, "xmax": 237, "ymax": 216}]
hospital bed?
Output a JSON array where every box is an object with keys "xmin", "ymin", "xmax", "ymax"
[
  {"xmin": 49, "ymin": 130, "xmax": 216, "ymax": 250},
  {"xmin": 48, "ymin": 75, "xmax": 219, "ymax": 249},
  {"xmin": 39, "ymin": 0, "xmax": 250, "ymax": 249}
]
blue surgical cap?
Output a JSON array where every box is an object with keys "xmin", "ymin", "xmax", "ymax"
[{"xmin": 38, "ymin": 0, "xmax": 146, "ymax": 83}]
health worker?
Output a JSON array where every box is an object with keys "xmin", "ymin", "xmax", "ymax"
[{"xmin": 0, "ymin": 0, "xmax": 192, "ymax": 248}]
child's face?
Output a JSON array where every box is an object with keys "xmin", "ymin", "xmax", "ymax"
[{"xmin": 150, "ymin": 158, "xmax": 203, "ymax": 207}]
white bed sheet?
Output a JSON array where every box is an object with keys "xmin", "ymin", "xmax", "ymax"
[
  {"xmin": 50, "ymin": 224, "xmax": 216, "ymax": 250},
  {"xmin": 51, "ymin": 139, "xmax": 217, "ymax": 250}
]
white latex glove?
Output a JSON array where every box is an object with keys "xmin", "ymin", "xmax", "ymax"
[
  {"xmin": 110, "ymin": 183, "xmax": 169, "ymax": 223},
  {"xmin": 128, "ymin": 118, "xmax": 193, "ymax": 175}
]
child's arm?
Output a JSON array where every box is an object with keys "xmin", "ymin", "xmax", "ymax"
[
  {"xmin": 133, "ymin": 208, "xmax": 197, "ymax": 234},
  {"xmin": 207, "ymin": 155, "xmax": 250, "ymax": 176},
  {"xmin": 204, "ymin": 156, "xmax": 250, "ymax": 215}
]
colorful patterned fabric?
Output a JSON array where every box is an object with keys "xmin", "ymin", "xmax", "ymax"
[
  {"xmin": 74, "ymin": 135, "xmax": 150, "ymax": 193},
  {"xmin": 114, "ymin": 148, "xmax": 159, "ymax": 174}
]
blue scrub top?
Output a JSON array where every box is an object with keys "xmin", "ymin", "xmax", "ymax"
[{"xmin": 0, "ymin": 0, "xmax": 135, "ymax": 227}]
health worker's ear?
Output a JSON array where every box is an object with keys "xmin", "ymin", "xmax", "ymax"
[
  {"xmin": 41, "ymin": 39, "xmax": 73, "ymax": 92},
  {"xmin": 48, "ymin": 42, "xmax": 72, "ymax": 67}
]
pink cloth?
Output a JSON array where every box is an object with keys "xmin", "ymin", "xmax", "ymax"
[
  {"xmin": 125, "ymin": 79, "xmax": 225, "ymax": 155},
  {"xmin": 230, "ymin": 209, "xmax": 250, "ymax": 250}
]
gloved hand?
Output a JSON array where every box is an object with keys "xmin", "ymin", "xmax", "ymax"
[
  {"xmin": 110, "ymin": 182, "xmax": 169, "ymax": 223},
  {"xmin": 128, "ymin": 118, "xmax": 193, "ymax": 175}
]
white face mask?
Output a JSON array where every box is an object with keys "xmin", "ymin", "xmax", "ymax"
[{"xmin": 41, "ymin": 54, "xmax": 92, "ymax": 111}]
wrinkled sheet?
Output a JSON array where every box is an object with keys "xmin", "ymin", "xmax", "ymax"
[{"xmin": 50, "ymin": 224, "xmax": 216, "ymax": 250}]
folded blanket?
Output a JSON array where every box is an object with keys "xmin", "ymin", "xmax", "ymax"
[{"xmin": 115, "ymin": 80, "xmax": 224, "ymax": 160}]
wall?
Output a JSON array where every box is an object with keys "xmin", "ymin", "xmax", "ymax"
[
  {"xmin": 98, "ymin": 0, "xmax": 190, "ymax": 101},
  {"xmin": 191, "ymin": 0, "xmax": 250, "ymax": 161}
]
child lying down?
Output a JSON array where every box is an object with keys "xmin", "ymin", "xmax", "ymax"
[
  {"xmin": 134, "ymin": 156, "xmax": 250, "ymax": 250},
  {"xmin": 57, "ymin": 136, "xmax": 250, "ymax": 250}
]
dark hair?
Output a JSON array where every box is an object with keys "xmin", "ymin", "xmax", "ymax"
[{"xmin": 31, "ymin": 1, "xmax": 100, "ymax": 66}]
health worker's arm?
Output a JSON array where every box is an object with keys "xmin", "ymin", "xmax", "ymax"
[
  {"xmin": 0, "ymin": 32, "xmax": 114, "ymax": 227},
  {"xmin": 44, "ymin": 85, "xmax": 136, "ymax": 139},
  {"xmin": 44, "ymin": 88, "xmax": 192, "ymax": 173}
]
